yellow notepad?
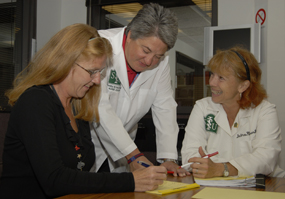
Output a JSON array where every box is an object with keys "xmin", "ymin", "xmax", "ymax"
[{"xmin": 146, "ymin": 181, "xmax": 200, "ymax": 195}]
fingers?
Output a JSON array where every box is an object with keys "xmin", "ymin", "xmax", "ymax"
[
  {"xmin": 161, "ymin": 161, "xmax": 191, "ymax": 177},
  {"xmin": 198, "ymin": 146, "xmax": 207, "ymax": 157},
  {"xmin": 153, "ymin": 166, "xmax": 168, "ymax": 180},
  {"xmin": 188, "ymin": 147, "xmax": 207, "ymax": 164},
  {"xmin": 176, "ymin": 167, "xmax": 191, "ymax": 177},
  {"xmin": 191, "ymin": 160, "xmax": 214, "ymax": 178},
  {"xmin": 187, "ymin": 148, "xmax": 217, "ymax": 178},
  {"xmin": 189, "ymin": 156, "xmax": 210, "ymax": 165},
  {"xmin": 192, "ymin": 167, "xmax": 208, "ymax": 178},
  {"xmin": 133, "ymin": 166, "xmax": 167, "ymax": 192}
]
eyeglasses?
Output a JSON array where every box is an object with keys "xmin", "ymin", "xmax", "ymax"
[{"xmin": 75, "ymin": 62, "xmax": 105, "ymax": 78}]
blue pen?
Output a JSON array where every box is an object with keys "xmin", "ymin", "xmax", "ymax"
[
  {"xmin": 137, "ymin": 161, "xmax": 174, "ymax": 174},
  {"xmin": 137, "ymin": 161, "xmax": 150, "ymax": 167}
]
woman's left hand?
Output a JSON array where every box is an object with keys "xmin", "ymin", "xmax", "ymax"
[
  {"xmin": 161, "ymin": 161, "xmax": 191, "ymax": 177},
  {"xmin": 188, "ymin": 146, "xmax": 223, "ymax": 178}
]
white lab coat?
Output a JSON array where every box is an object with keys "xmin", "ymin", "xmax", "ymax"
[
  {"xmin": 181, "ymin": 97, "xmax": 283, "ymax": 177},
  {"xmin": 90, "ymin": 28, "xmax": 179, "ymax": 172}
]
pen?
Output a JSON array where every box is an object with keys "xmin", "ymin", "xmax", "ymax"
[
  {"xmin": 137, "ymin": 161, "xmax": 175, "ymax": 174},
  {"xmin": 178, "ymin": 151, "xmax": 219, "ymax": 170},
  {"xmin": 137, "ymin": 161, "xmax": 150, "ymax": 168}
]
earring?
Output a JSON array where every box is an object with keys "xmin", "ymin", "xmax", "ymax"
[{"xmin": 240, "ymin": 92, "xmax": 242, "ymax": 99}]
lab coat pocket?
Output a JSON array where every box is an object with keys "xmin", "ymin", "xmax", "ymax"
[{"xmin": 137, "ymin": 89, "xmax": 157, "ymax": 117}]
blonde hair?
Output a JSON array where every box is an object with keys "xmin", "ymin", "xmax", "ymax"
[
  {"xmin": 6, "ymin": 23, "xmax": 113, "ymax": 122},
  {"xmin": 207, "ymin": 46, "xmax": 267, "ymax": 109}
]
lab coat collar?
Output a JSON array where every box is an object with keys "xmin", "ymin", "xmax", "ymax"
[
  {"xmin": 130, "ymin": 66, "xmax": 160, "ymax": 90},
  {"xmin": 235, "ymin": 107, "xmax": 252, "ymax": 128},
  {"xmin": 112, "ymin": 50, "xmax": 130, "ymax": 95},
  {"xmin": 110, "ymin": 27, "xmax": 126, "ymax": 55},
  {"xmin": 109, "ymin": 28, "xmax": 130, "ymax": 95},
  {"xmin": 205, "ymin": 99, "xmax": 251, "ymax": 135}
]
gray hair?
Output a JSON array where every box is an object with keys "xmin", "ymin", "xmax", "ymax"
[{"xmin": 125, "ymin": 3, "xmax": 178, "ymax": 50}]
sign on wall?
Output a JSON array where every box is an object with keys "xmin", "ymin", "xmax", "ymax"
[{"xmin": 255, "ymin": 8, "xmax": 266, "ymax": 25}]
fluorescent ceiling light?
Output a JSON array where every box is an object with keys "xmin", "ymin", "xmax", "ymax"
[{"xmin": 102, "ymin": 3, "xmax": 143, "ymax": 14}]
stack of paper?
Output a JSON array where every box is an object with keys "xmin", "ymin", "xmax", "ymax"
[{"xmin": 194, "ymin": 176, "xmax": 256, "ymax": 187}]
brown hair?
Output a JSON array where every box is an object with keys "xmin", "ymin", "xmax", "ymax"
[
  {"xmin": 207, "ymin": 46, "xmax": 267, "ymax": 109},
  {"xmin": 6, "ymin": 23, "xmax": 113, "ymax": 122}
]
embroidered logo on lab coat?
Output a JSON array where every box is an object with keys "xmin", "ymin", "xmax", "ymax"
[
  {"xmin": 204, "ymin": 114, "xmax": 218, "ymax": 133},
  {"xmin": 108, "ymin": 70, "xmax": 121, "ymax": 92}
]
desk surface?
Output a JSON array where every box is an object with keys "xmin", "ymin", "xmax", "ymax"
[{"xmin": 56, "ymin": 175, "xmax": 285, "ymax": 199}]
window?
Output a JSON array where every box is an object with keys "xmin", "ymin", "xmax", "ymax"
[{"xmin": 0, "ymin": 0, "xmax": 36, "ymax": 112}]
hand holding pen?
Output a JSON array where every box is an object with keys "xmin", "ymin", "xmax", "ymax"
[
  {"xmin": 132, "ymin": 163, "xmax": 167, "ymax": 192},
  {"xmin": 138, "ymin": 161, "xmax": 191, "ymax": 177},
  {"xmin": 185, "ymin": 146, "xmax": 220, "ymax": 178},
  {"xmin": 179, "ymin": 151, "xmax": 219, "ymax": 170}
]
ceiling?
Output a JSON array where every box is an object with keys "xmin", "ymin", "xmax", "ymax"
[
  {"xmin": 0, "ymin": 1, "xmax": 212, "ymax": 51},
  {"xmin": 170, "ymin": 5, "xmax": 211, "ymax": 51}
]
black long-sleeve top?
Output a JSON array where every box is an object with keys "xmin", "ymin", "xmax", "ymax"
[{"xmin": 0, "ymin": 85, "xmax": 134, "ymax": 198}]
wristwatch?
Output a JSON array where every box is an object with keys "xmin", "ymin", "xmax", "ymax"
[
  {"xmin": 223, "ymin": 163, "xmax": 229, "ymax": 177},
  {"xmin": 162, "ymin": 159, "xmax": 178, "ymax": 164}
]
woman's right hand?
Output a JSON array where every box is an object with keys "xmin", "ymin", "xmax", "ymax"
[{"xmin": 132, "ymin": 166, "xmax": 167, "ymax": 192}]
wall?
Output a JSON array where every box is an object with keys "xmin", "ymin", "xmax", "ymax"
[
  {"xmin": 266, "ymin": 0, "xmax": 285, "ymax": 170},
  {"xmin": 37, "ymin": 0, "xmax": 87, "ymax": 51},
  {"xmin": 218, "ymin": 0, "xmax": 285, "ymax": 170}
]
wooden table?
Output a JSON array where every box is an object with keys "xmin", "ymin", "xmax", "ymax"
[{"xmin": 56, "ymin": 175, "xmax": 285, "ymax": 199}]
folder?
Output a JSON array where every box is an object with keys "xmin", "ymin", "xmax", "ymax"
[{"xmin": 192, "ymin": 187, "xmax": 285, "ymax": 199}]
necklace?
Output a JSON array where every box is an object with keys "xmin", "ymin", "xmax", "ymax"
[
  {"xmin": 50, "ymin": 84, "xmax": 85, "ymax": 171},
  {"xmin": 75, "ymin": 142, "xmax": 85, "ymax": 171}
]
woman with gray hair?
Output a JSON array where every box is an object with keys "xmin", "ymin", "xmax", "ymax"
[
  {"xmin": 125, "ymin": 3, "xmax": 178, "ymax": 50},
  {"xmin": 91, "ymin": 3, "xmax": 190, "ymax": 177}
]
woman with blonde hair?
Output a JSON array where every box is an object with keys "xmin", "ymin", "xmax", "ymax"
[
  {"xmin": 0, "ymin": 23, "xmax": 167, "ymax": 199},
  {"xmin": 181, "ymin": 46, "xmax": 283, "ymax": 178}
]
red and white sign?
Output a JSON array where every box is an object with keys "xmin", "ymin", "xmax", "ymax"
[{"xmin": 255, "ymin": 8, "xmax": 266, "ymax": 25}]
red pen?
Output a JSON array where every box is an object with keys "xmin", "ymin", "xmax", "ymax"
[
  {"xmin": 178, "ymin": 151, "xmax": 219, "ymax": 169},
  {"xmin": 137, "ymin": 161, "xmax": 175, "ymax": 174},
  {"xmin": 202, "ymin": 151, "xmax": 219, "ymax": 158}
]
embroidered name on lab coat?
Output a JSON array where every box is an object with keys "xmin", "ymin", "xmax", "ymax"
[
  {"xmin": 204, "ymin": 114, "xmax": 218, "ymax": 133},
  {"xmin": 108, "ymin": 70, "xmax": 121, "ymax": 92},
  {"xmin": 236, "ymin": 129, "xmax": 256, "ymax": 138}
]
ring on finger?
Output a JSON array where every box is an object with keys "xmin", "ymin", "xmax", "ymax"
[{"xmin": 195, "ymin": 168, "xmax": 198, "ymax": 174}]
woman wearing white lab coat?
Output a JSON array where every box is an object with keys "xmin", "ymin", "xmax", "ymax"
[
  {"xmin": 181, "ymin": 46, "xmax": 284, "ymax": 178},
  {"xmin": 90, "ymin": 3, "xmax": 188, "ymax": 176}
]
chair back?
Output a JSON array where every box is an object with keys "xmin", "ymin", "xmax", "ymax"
[{"xmin": 0, "ymin": 113, "xmax": 10, "ymax": 177}]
